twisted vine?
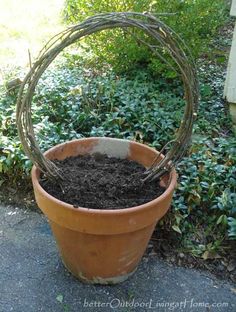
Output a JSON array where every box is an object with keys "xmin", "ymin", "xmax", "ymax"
[{"xmin": 16, "ymin": 12, "xmax": 199, "ymax": 182}]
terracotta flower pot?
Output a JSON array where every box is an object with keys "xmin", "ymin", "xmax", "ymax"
[{"xmin": 32, "ymin": 137, "xmax": 177, "ymax": 284}]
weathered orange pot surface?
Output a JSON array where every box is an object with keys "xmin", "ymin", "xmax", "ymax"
[{"xmin": 32, "ymin": 137, "xmax": 177, "ymax": 284}]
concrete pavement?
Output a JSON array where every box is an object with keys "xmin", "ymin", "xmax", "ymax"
[{"xmin": 0, "ymin": 204, "xmax": 235, "ymax": 312}]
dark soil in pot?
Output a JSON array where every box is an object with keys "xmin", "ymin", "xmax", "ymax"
[{"xmin": 40, "ymin": 153, "xmax": 165, "ymax": 209}]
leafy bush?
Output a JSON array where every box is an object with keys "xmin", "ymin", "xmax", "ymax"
[
  {"xmin": 63, "ymin": 0, "xmax": 228, "ymax": 74},
  {"xmin": 172, "ymin": 137, "xmax": 236, "ymax": 253}
]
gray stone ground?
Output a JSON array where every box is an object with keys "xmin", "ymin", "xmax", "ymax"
[{"xmin": 0, "ymin": 204, "xmax": 235, "ymax": 312}]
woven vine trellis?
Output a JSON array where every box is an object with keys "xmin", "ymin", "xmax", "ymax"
[{"xmin": 16, "ymin": 12, "xmax": 199, "ymax": 182}]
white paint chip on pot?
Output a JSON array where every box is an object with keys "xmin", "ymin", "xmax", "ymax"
[{"xmin": 91, "ymin": 137, "xmax": 130, "ymax": 158}]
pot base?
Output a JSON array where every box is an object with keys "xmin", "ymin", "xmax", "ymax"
[{"xmin": 63, "ymin": 260, "xmax": 137, "ymax": 284}]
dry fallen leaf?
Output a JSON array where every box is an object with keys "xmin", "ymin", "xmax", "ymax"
[{"xmin": 202, "ymin": 250, "xmax": 221, "ymax": 260}]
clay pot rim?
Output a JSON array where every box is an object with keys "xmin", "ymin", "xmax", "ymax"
[{"xmin": 32, "ymin": 138, "xmax": 177, "ymax": 215}]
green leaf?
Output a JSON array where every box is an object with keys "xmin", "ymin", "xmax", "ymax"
[
  {"xmin": 172, "ymin": 225, "xmax": 182, "ymax": 234},
  {"xmin": 56, "ymin": 294, "xmax": 63, "ymax": 303},
  {"xmin": 216, "ymin": 214, "xmax": 227, "ymax": 225},
  {"xmin": 217, "ymin": 214, "xmax": 224, "ymax": 225}
]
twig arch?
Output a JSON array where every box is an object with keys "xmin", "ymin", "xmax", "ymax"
[{"xmin": 16, "ymin": 12, "xmax": 199, "ymax": 181}]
